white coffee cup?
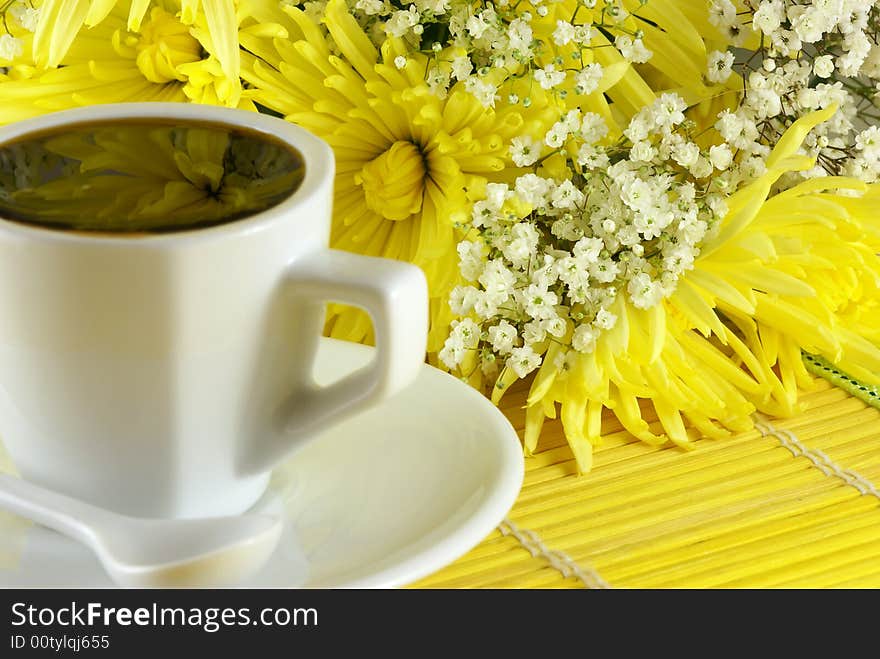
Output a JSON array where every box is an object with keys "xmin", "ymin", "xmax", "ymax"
[{"xmin": 0, "ymin": 103, "xmax": 428, "ymax": 518}]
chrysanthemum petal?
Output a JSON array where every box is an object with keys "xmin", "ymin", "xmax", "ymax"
[
  {"xmin": 200, "ymin": 0, "xmax": 239, "ymax": 83},
  {"xmin": 323, "ymin": 0, "xmax": 378, "ymax": 82},
  {"xmin": 32, "ymin": 0, "xmax": 90, "ymax": 67}
]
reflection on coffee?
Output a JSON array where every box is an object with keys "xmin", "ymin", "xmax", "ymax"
[{"xmin": 0, "ymin": 120, "xmax": 305, "ymax": 234}]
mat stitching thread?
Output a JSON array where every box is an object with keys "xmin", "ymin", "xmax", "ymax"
[
  {"xmin": 753, "ymin": 414, "xmax": 880, "ymax": 499},
  {"xmin": 498, "ymin": 518, "xmax": 611, "ymax": 589}
]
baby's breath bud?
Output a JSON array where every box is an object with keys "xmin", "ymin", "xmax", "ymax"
[
  {"xmin": 432, "ymin": 42, "xmax": 442, "ymax": 52},
  {"xmin": 394, "ymin": 55, "xmax": 407, "ymax": 69},
  {"xmin": 523, "ymin": 96, "xmax": 532, "ymax": 108}
]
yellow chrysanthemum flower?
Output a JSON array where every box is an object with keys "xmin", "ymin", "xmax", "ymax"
[
  {"xmin": 30, "ymin": 0, "xmax": 239, "ymax": 88},
  {"xmin": 0, "ymin": 0, "xmax": 287, "ymax": 117},
  {"xmin": 241, "ymin": 0, "xmax": 561, "ymax": 348},
  {"xmin": 494, "ymin": 107, "xmax": 880, "ymax": 473}
]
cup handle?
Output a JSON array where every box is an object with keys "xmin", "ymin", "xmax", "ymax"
[{"xmin": 244, "ymin": 249, "xmax": 428, "ymax": 474}]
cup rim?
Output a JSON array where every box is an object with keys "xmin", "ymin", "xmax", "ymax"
[{"xmin": 0, "ymin": 103, "xmax": 334, "ymax": 246}]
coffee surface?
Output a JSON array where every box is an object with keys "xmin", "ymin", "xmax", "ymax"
[{"xmin": 0, "ymin": 120, "xmax": 305, "ymax": 234}]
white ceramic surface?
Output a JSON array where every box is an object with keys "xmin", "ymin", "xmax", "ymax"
[
  {"xmin": 0, "ymin": 338, "xmax": 524, "ymax": 588},
  {"xmin": 0, "ymin": 104, "xmax": 428, "ymax": 519},
  {"xmin": 0, "ymin": 474, "xmax": 283, "ymax": 587}
]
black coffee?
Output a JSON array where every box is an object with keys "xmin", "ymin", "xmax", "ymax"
[{"xmin": 0, "ymin": 119, "xmax": 305, "ymax": 234}]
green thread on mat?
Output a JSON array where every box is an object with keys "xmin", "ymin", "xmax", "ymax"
[{"xmin": 802, "ymin": 353, "xmax": 880, "ymax": 411}]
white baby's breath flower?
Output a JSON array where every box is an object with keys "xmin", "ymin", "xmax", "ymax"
[
  {"xmin": 385, "ymin": 7, "xmax": 420, "ymax": 37},
  {"xmin": 0, "ymin": 34, "xmax": 23, "ymax": 61},
  {"xmin": 839, "ymin": 31, "xmax": 871, "ymax": 76},
  {"xmin": 594, "ymin": 308, "xmax": 617, "ymax": 331},
  {"xmin": 450, "ymin": 56, "xmax": 472, "ymax": 80},
  {"xmin": 709, "ymin": 0, "xmax": 738, "ymax": 30},
  {"xmin": 502, "ymin": 223, "xmax": 541, "ymax": 268},
  {"xmin": 553, "ymin": 20, "xmax": 575, "ymax": 46},
  {"xmin": 438, "ymin": 341, "xmax": 464, "ymax": 370},
  {"xmin": 355, "ymin": 0, "xmax": 385, "ymax": 15},
  {"xmin": 479, "ymin": 260, "xmax": 516, "ymax": 300},
  {"xmin": 506, "ymin": 344, "xmax": 542, "ymax": 378},
  {"xmin": 709, "ymin": 144, "xmax": 734, "ymax": 170},
  {"xmin": 544, "ymin": 121, "xmax": 569, "ymax": 148},
  {"xmin": 302, "ymin": 1, "xmax": 327, "ymax": 22},
  {"xmin": 630, "ymin": 141, "xmax": 656, "ymax": 162},
  {"xmin": 522, "ymin": 320, "xmax": 546, "ymax": 345},
  {"xmin": 483, "ymin": 182, "xmax": 509, "ymax": 211},
  {"xmin": 439, "ymin": 318, "xmax": 480, "ymax": 369},
  {"xmin": 515, "ymin": 173, "xmax": 552, "ymax": 206},
  {"xmin": 571, "ymin": 324, "xmax": 598, "ymax": 353},
  {"xmin": 707, "ymin": 50, "xmax": 735, "ymax": 83},
  {"xmin": 550, "ymin": 180, "xmax": 585, "ymax": 210},
  {"xmin": 856, "ymin": 125, "xmax": 880, "ymax": 161},
  {"xmin": 508, "ymin": 17, "xmax": 533, "ymax": 53},
  {"xmin": 752, "ymin": 0, "xmax": 784, "ymax": 36},
  {"xmin": 449, "ymin": 285, "xmax": 480, "ymax": 315},
  {"xmin": 672, "ymin": 141, "xmax": 700, "ymax": 169},
  {"xmin": 414, "ymin": 0, "xmax": 449, "ymax": 13},
  {"xmin": 488, "ymin": 320, "xmax": 518, "ymax": 355},
  {"xmin": 457, "ymin": 241, "xmax": 487, "ymax": 282},
  {"xmin": 542, "ymin": 316, "xmax": 566, "ymax": 338},
  {"xmin": 813, "ymin": 55, "xmax": 835, "ymax": 78},
  {"xmin": 573, "ymin": 24, "xmax": 594, "ymax": 45},
  {"xmin": 455, "ymin": 318, "xmax": 480, "ymax": 347},
  {"xmin": 576, "ymin": 144, "xmax": 609, "ymax": 169},
  {"xmin": 689, "ymin": 156, "xmax": 714, "ymax": 179},
  {"xmin": 653, "ymin": 93, "xmax": 687, "ymax": 128},
  {"xmin": 579, "ymin": 112, "xmax": 608, "ymax": 143},
  {"xmin": 464, "ymin": 76, "xmax": 498, "ymax": 108},
  {"xmin": 748, "ymin": 87, "xmax": 782, "ymax": 120},
  {"xmin": 615, "ymin": 35, "xmax": 652, "ymax": 63},
  {"xmin": 9, "ymin": 4, "xmax": 40, "ymax": 31},
  {"xmin": 574, "ymin": 63, "xmax": 603, "ymax": 95},
  {"xmin": 520, "ymin": 283, "xmax": 558, "ymax": 320},
  {"xmin": 465, "ymin": 13, "xmax": 490, "ymax": 39},
  {"xmin": 628, "ymin": 272, "xmax": 663, "ymax": 309},
  {"xmin": 509, "ymin": 135, "xmax": 540, "ymax": 167},
  {"xmin": 863, "ymin": 44, "xmax": 880, "ymax": 78},
  {"xmin": 534, "ymin": 64, "xmax": 566, "ymax": 90}
]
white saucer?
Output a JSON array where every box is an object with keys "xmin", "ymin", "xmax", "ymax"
[{"xmin": 0, "ymin": 338, "xmax": 523, "ymax": 588}]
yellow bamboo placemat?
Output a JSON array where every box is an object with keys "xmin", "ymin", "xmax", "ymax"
[{"xmin": 413, "ymin": 376, "xmax": 880, "ymax": 588}]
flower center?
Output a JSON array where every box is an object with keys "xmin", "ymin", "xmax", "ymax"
[
  {"xmin": 357, "ymin": 141, "xmax": 426, "ymax": 221},
  {"xmin": 135, "ymin": 8, "xmax": 202, "ymax": 84}
]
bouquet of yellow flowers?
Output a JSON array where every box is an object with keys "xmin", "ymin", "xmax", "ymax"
[{"xmin": 2, "ymin": 0, "xmax": 878, "ymax": 472}]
